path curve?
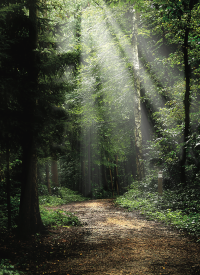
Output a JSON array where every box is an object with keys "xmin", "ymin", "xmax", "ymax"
[{"xmin": 47, "ymin": 199, "xmax": 200, "ymax": 274}]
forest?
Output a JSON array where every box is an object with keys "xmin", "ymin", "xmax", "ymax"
[{"xmin": 0, "ymin": 0, "xmax": 200, "ymax": 273}]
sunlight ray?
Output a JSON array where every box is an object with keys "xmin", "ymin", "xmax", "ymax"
[
  {"xmin": 102, "ymin": 4, "xmax": 184, "ymax": 140},
  {"xmin": 79, "ymin": 3, "xmax": 184, "ymax": 194}
]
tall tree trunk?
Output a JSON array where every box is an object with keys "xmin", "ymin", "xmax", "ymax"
[
  {"xmin": 51, "ymin": 159, "xmax": 59, "ymax": 187},
  {"xmin": 180, "ymin": 0, "xmax": 194, "ymax": 185},
  {"xmin": 108, "ymin": 158, "xmax": 114, "ymax": 197},
  {"xmin": 87, "ymin": 127, "xmax": 91, "ymax": 197},
  {"xmin": 101, "ymin": 163, "xmax": 108, "ymax": 191},
  {"xmin": 19, "ymin": 138, "xmax": 44, "ymax": 235},
  {"xmin": 6, "ymin": 136, "xmax": 11, "ymax": 229},
  {"xmin": 132, "ymin": 9, "xmax": 144, "ymax": 181},
  {"xmin": 181, "ymin": 27, "xmax": 190, "ymax": 185},
  {"xmin": 46, "ymin": 162, "xmax": 51, "ymax": 194},
  {"xmin": 114, "ymin": 155, "xmax": 119, "ymax": 195},
  {"xmin": 18, "ymin": 0, "xmax": 44, "ymax": 236}
]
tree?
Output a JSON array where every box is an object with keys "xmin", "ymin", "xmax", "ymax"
[
  {"xmin": 18, "ymin": 0, "xmax": 44, "ymax": 235},
  {"xmin": 45, "ymin": 161, "xmax": 51, "ymax": 195},
  {"xmin": 180, "ymin": 0, "xmax": 198, "ymax": 184},
  {"xmin": 135, "ymin": 0, "xmax": 200, "ymax": 185},
  {"xmin": 0, "ymin": 0, "xmax": 80, "ymax": 234},
  {"xmin": 51, "ymin": 159, "xmax": 59, "ymax": 187},
  {"xmin": 132, "ymin": 8, "xmax": 144, "ymax": 180}
]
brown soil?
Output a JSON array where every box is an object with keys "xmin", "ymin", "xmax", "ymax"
[{"xmin": 1, "ymin": 199, "xmax": 200, "ymax": 274}]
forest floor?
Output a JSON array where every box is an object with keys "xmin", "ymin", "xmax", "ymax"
[{"xmin": 1, "ymin": 199, "xmax": 200, "ymax": 274}]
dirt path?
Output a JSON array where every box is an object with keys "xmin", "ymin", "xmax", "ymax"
[
  {"xmin": 45, "ymin": 199, "xmax": 200, "ymax": 274},
  {"xmin": 2, "ymin": 199, "xmax": 200, "ymax": 275}
]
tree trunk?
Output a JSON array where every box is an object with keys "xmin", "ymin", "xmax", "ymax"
[
  {"xmin": 101, "ymin": 163, "xmax": 108, "ymax": 191},
  {"xmin": 108, "ymin": 158, "xmax": 114, "ymax": 197},
  {"xmin": 132, "ymin": 9, "xmax": 144, "ymax": 181},
  {"xmin": 180, "ymin": 0, "xmax": 194, "ymax": 185},
  {"xmin": 46, "ymin": 162, "xmax": 51, "ymax": 194},
  {"xmin": 51, "ymin": 160, "xmax": 59, "ymax": 187},
  {"xmin": 6, "ymin": 136, "xmax": 11, "ymax": 229},
  {"xmin": 181, "ymin": 27, "xmax": 190, "ymax": 185},
  {"xmin": 18, "ymin": 0, "xmax": 44, "ymax": 236},
  {"xmin": 87, "ymin": 128, "xmax": 91, "ymax": 197},
  {"xmin": 114, "ymin": 155, "xmax": 119, "ymax": 195},
  {"xmin": 19, "ymin": 143, "xmax": 44, "ymax": 236}
]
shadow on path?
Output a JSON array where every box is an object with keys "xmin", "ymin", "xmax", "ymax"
[{"xmin": 1, "ymin": 199, "xmax": 200, "ymax": 274}]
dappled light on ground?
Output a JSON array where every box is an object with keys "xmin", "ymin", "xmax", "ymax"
[
  {"xmin": 1, "ymin": 199, "xmax": 200, "ymax": 274},
  {"xmin": 43, "ymin": 199, "xmax": 200, "ymax": 274}
]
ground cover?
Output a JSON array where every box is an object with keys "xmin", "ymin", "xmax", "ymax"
[
  {"xmin": 116, "ymin": 181, "xmax": 200, "ymax": 238},
  {"xmin": 1, "ymin": 199, "xmax": 200, "ymax": 274},
  {"xmin": 0, "ymin": 187, "xmax": 87, "ymax": 275}
]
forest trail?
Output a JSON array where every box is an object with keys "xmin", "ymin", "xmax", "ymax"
[
  {"xmin": 2, "ymin": 199, "xmax": 200, "ymax": 275},
  {"xmin": 45, "ymin": 199, "xmax": 200, "ymax": 274}
]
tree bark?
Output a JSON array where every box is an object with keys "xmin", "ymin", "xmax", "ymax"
[
  {"xmin": 114, "ymin": 155, "xmax": 119, "ymax": 195},
  {"xmin": 6, "ymin": 136, "xmax": 11, "ymax": 229},
  {"xmin": 19, "ymin": 138, "xmax": 44, "ymax": 236},
  {"xmin": 51, "ymin": 159, "xmax": 59, "ymax": 187},
  {"xmin": 132, "ymin": 9, "xmax": 144, "ymax": 181},
  {"xmin": 108, "ymin": 158, "xmax": 114, "ymax": 197},
  {"xmin": 18, "ymin": 0, "xmax": 44, "ymax": 236},
  {"xmin": 87, "ymin": 128, "xmax": 91, "ymax": 197},
  {"xmin": 180, "ymin": 0, "xmax": 194, "ymax": 185},
  {"xmin": 180, "ymin": 27, "xmax": 190, "ymax": 184},
  {"xmin": 46, "ymin": 162, "xmax": 51, "ymax": 194}
]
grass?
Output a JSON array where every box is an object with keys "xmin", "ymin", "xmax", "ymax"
[
  {"xmin": 116, "ymin": 180, "xmax": 200, "ymax": 238},
  {"xmin": 39, "ymin": 186, "xmax": 88, "ymax": 227},
  {"xmin": 40, "ymin": 208, "xmax": 82, "ymax": 227},
  {"xmin": 0, "ymin": 186, "xmax": 88, "ymax": 230},
  {"xmin": 0, "ymin": 186, "xmax": 87, "ymax": 275},
  {"xmin": 39, "ymin": 186, "xmax": 89, "ymax": 207}
]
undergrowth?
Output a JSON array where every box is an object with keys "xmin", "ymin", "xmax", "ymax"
[
  {"xmin": 40, "ymin": 208, "xmax": 82, "ymax": 227},
  {"xmin": 116, "ymin": 178, "xmax": 200, "ymax": 238},
  {"xmin": 0, "ymin": 259, "xmax": 24, "ymax": 275},
  {"xmin": 0, "ymin": 186, "xmax": 85, "ymax": 275},
  {"xmin": 39, "ymin": 186, "xmax": 87, "ymax": 227},
  {"xmin": 0, "ymin": 186, "xmax": 87, "ymax": 230},
  {"xmin": 39, "ymin": 186, "xmax": 88, "ymax": 207}
]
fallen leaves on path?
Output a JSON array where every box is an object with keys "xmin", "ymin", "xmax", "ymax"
[{"xmin": 1, "ymin": 199, "xmax": 200, "ymax": 274}]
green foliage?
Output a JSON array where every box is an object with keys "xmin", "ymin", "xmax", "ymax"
[
  {"xmin": 39, "ymin": 186, "xmax": 88, "ymax": 207},
  {"xmin": 40, "ymin": 208, "xmax": 81, "ymax": 227},
  {"xmin": 59, "ymin": 154, "xmax": 81, "ymax": 191},
  {"xmin": 91, "ymin": 183, "xmax": 113, "ymax": 199},
  {"xmin": 0, "ymin": 185, "xmax": 20, "ymax": 230},
  {"xmin": 0, "ymin": 185, "xmax": 87, "ymax": 230},
  {"xmin": 1, "ymin": 0, "xmax": 200, "ymax": 229},
  {"xmin": 38, "ymin": 184, "xmax": 49, "ymax": 196},
  {"xmin": 137, "ymin": 0, "xmax": 200, "ymax": 186},
  {"xmin": 0, "ymin": 259, "xmax": 24, "ymax": 275},
  {"xmin": 116, "ymin": 179, "xmax": 200, "ymax": 236}
]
